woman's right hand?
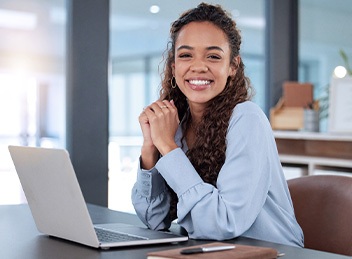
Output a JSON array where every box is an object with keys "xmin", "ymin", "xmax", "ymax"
[
  {"xmin": 139, "ymin": 108, "xmax": 159, "ymax": 169},
  {"xmin": 139, "ymin": 109, "xmax": 153, "ymax": 147},
  {"xmin": 143, "ymin": 100, "xmax": 179, "ymax": 156}
]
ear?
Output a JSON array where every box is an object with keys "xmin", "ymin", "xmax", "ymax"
[
  {"xmin": 171, "ymin": 63, "xmax": 175, "ymax": 76},
  {"xmin": 229, "ymin": 56, "xmax": 241, "ymax": 76}
]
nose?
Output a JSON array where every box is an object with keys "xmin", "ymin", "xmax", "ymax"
[{"xmin": 190, "ymin": 59, "xmax": 208, "ymax": 72}]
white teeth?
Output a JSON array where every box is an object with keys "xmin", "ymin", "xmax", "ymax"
[{"xmin": 189, "ymin": 80, "xmax": 211, "ymax": 85}]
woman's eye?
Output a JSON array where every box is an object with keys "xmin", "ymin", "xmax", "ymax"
[
  {"xmin": 208, "ymin": 55, "xmax": 221, "ymax": 60},
  {"xmin": 179, "ymin": 53, "xmax": 191, "ymax": 58}
]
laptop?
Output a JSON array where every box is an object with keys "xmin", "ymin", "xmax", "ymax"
[{"xmin": 8, "ymin": 145, "xmax": 188, "ymax": 249}]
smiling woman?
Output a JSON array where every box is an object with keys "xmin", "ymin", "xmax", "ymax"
[
  {"xmin": 131, "ymin": 3, "xmax": 304, "ymax": 247},
  {"xmin": 173, "ymin": 21, "xmax": 237, "ymax": 107},
  {"xmin": 108, "ymin": 0, "xmax": 266, "ymax": 213}
]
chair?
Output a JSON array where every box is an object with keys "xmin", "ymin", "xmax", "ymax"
[{"xmin": 287, "ymin": 174, "xmax": 352, "ymax": 256}]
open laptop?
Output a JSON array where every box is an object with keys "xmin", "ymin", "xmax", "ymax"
[{"xmin": 8, "ymin": 145, "xmax": 188, "ymax": 249}]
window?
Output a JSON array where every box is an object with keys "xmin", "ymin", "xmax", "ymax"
[
  {"xmin": 0, "ymin": 0, "xmax": 66, "ymax": 204},
  {"xmin": 299, "ymin": 0, "xmax": 352, "ymax": 131}
]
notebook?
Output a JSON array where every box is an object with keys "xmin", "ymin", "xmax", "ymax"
[
  {"xmin": 8, "ymin": 145, "xmax": 188, "ymax": 249},
  {"xmin": 147, "ymin": 242, "xmax": 279, "ymax": 259}
]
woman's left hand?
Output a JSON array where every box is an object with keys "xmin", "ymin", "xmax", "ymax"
[{"xmin": 143, "ymin": 100, "xmax": 180, "ymax": 155}]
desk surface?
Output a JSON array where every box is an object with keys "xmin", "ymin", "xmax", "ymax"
[{"xmin": 1, "ymin": 204, "xmax": 349, "ymax": 259}]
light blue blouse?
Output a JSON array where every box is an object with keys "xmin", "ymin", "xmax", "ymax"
[{"xmin": 131, "ymin": 101, "xmax": 304, "ymax": 247}]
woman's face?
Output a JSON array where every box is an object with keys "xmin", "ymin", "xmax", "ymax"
[{"xmin": 172, "ymin": 21, "xmax": 236, "ymax": 109}]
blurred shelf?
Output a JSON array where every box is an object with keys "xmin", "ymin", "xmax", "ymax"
[{"xmin": 274, "ymin": 131, "xmax": 352, "ymax": 176}]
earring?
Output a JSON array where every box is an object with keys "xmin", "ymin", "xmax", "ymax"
[{"xmin": 170, "ymin": 77, "xmax": 177, "ymax": 89}]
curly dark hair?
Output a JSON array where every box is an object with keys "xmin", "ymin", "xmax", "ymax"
[{"xmin": 159, "ymin": 3, "xmax": 253, "ymax": 220}]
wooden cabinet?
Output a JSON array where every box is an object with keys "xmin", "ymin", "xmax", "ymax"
[{"xmin": 274, "ymin": 131, "xmax": 352, "ymax": 176}]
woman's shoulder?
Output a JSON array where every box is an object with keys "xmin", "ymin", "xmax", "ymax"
[
  {"xmin": 229, "ymin": 101, "xmax": 271, "ymax": 130},
  {"xmin": 227, "ymin": 102, "xmax": 274, "ymax": 142},
  {"xmin": 232, "ymin": 101, "xmax": 265, "ymax": 117}
]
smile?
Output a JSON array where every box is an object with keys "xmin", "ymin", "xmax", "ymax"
[{"xmin": 188, "ymin": 79, "xmax": 211, "ymax": 85}]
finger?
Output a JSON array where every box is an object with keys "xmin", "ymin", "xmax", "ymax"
[
  {"xmin": 144, "ymin": 103, "xmax": 160, "ymax": 113},
  {"xmin": 161, "ymin": 100, "xmax": 171, "ymax": 108},
  {"xmin": 152, "ymin": 101, "xmax": 170, "ymax": 113},
  {"xmin": 144, "ymin": 103, "xmax": 164, "ymax": 119},
  {"xmin": 162, "ymin": 100, "xmax": 180, "ymax": 123},
  {"xmin": 138, "ymin": 113, "xmax": 149, "ymax": 127},
  {"xmin": 157, "ymin": 100, "xmax": 168, "ymax": 109},
  {"xmin": 161, "ymin": 100, "xmax": 175, "ymax": 111}
]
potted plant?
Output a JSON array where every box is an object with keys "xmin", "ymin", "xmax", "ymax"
[{"xmin": 317, "ymin": 49, "xmax": 351, "ymax": 124}]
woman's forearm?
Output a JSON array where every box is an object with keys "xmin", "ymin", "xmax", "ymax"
[{"xmin": 140, "ymin": 145, "xmax": 159, "ymax": 170}]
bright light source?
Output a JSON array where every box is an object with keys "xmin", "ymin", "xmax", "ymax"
[
  {"xmin": 0, "ymin": 9, "xmax": 37, "ymax": 30},
  {"xmin": 150, "ymin": 5, "xmax": 160, "ymax": 14},
  {"xmin": 334, "ymin": 66, "xmax": 347, "ymax": 78}
]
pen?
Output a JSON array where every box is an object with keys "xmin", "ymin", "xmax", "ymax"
[{"xmin": 180, "ymin": 245, "xmax": 235, "ymax": 255}]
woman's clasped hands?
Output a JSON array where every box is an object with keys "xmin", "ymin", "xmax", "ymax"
[{"xmin": 139, "ymin": 100, "xmax": 180, "ymax": 158}]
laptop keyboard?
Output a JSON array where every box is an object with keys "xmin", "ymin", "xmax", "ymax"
[{"xmin": 95, "ymin": 227, "xmax": 148, "ymax": 243}]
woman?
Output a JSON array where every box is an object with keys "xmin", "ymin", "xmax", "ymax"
[{"xmin": 132, "ymin": 3, "xmax": 304, "ymax": 247}]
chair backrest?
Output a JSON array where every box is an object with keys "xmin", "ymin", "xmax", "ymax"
[{"xmin": 287, "ymin": 174, "xmax": 352, "ymax": 256}]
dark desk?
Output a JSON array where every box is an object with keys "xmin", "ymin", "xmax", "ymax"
[{"xmin": 1, "ymin": 204, "xmax": 349, "ymax": 259}]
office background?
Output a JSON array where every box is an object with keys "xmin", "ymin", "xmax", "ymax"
[{"xmin": 0, "ymin": 0, "xmax": 351, "ymax": 212}]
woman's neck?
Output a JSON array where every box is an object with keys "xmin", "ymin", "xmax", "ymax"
[
  {"xmin": 186, "ymin": 109, "xmax": 202, "ymax": 150},
  {"xmin": 188, "ymin": 103, "xmax": 204, "ymax": 126}
]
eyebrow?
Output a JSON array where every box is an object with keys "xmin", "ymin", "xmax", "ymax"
[{"xmin": 177, "ymin": 45, "xmax": 224, "ymax": 53}]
